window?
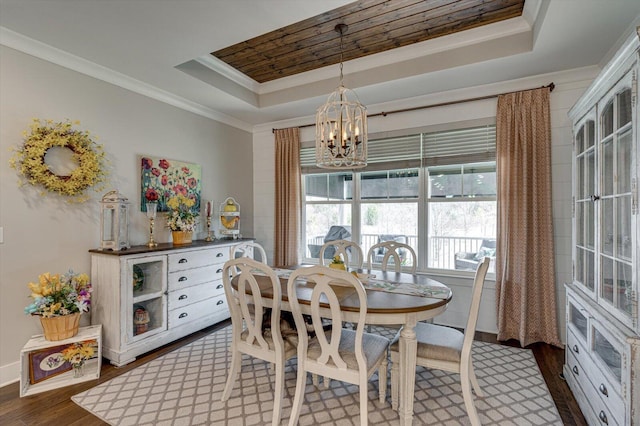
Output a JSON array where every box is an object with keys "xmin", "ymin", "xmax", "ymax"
[
  {"xmin": 301, "ymin": 125, "xmax": 497, "ymax": 273},
  {"xmin": 360, "ymin": 169, "xmax": 419, "ymax": 269},
  {"xmin": 304, "ymin": 172, "xmax": 352, "ymax": 259},
  {"xmin": 427, "ymin": 163, "xmax": 497, "ymax": 271}
]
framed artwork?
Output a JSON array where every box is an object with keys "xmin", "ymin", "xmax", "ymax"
[
  {"xmin": 140, "ymin": 156, "xmax": 202, "ymax": 212},
  {"xmin": 28, "ymin": 344, "xmax": 72, "ymax": 384}
]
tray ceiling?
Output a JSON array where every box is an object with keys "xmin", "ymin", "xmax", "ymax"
[{"xmin": 212, "ymin": 0, "xmax": 525, "ymax": 83}]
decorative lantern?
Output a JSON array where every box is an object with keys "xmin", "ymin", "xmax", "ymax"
[
  {"xmin": 219, "ymin": 197, "xmax": 240, "ymax": 239},
  {"xmin": 100, "ymin": 190, "xmax": 130, "ymax": 251}
]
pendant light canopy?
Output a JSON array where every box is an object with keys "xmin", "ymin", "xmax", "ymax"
[{"xmin": 315, "ymin": 24, "xmax": 367, "ymax": 169}]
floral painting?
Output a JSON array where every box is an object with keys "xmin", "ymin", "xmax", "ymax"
[
  {"xmin": 29, "ymin": 344, "xmax": 72, "ymax": 384},
  {"xmin": 140, "ymin": 156, "xmax": 201, "ymax": 212}
]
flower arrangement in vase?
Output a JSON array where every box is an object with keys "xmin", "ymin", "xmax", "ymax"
[
  {"xmin": 62, "ymin": 341, "xmax": 95, "ymax": 378},
  {"xmin": 24, "ymin": 270, "xmax": 92, "ymax": 341},
  {"xmin": 166, "ymin": 194, "xmax": 198, "ymax": 244},
  {"xmin": 329, "ymin": 255, "xmax": 346, "ymax": 271}
]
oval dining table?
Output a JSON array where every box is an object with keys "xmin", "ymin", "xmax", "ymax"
[{"xmin": 244, "ymin": 266, "xmax": 453, "ymax": 426}]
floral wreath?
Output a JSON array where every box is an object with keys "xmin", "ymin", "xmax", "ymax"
[{"xmin": 9, "ymin": 119, "xmax": 109, "ymax": 202}]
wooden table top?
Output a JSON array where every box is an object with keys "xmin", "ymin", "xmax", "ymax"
[{"xmin": 238, "ymin": 266, "xmax": 452, "ymax": 315}]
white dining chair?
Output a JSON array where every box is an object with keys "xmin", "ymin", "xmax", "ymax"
[
  {"xmin": 319, "ymin": 239, "xmax": 364, "ymax": 269},
  {"xmin": 286, "ymin": 265, "xmax": 389, "ymax": 426},
  {"xmin": 221, "ymin": 257, "xmax": 296, "ymax": 426},
  {"xmin": 366, "ymin": 240, "xmax": 417, "ymax": 273},
  {"xmin": 389, "ymin": 257, "xmax": 490, "ymax": 426},
  {"xmin": 229, "ymin": 240, "xmax": 268, "ymax": 264}
]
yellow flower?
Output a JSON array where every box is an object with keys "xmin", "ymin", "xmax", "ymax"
[{"xmin": 9, "ymin": 119, "xmax": 109, "ymax": 203}]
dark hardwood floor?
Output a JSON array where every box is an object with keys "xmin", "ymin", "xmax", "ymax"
[{"xmin": 0, "ymin": 321, "xmax": 586, "ymax": 425}]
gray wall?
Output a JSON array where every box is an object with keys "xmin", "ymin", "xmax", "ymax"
[{"xmin": 0, "ymin": 45, "xmax": 253, "ymax": 385}]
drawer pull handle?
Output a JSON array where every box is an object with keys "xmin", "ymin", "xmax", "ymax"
[
  {"xmin": 179, "ymin": 312, "xmax": 188, "ymax": 319},
  {"xmin": 216, "ymin": 300, "xmax": 224, "ymax": 305},
  {"xmin": 572, "ymin": 345, "xmax": 579, "ymax": 354},
  {"xmin": 178, "ymin": 276, "xmax": 187, "ymax": 282},
  {"xmin": 572, "ymin": 365, "xmax": 579, "ymax": 375},
  {"xmin": 178, "ymin": 258, "xmax": 188, "ymax": 264},
  {"xmin": 599, "ymin": 383, "xmax": 608, "ymax": 397},
  {"xmin": 216, "ymin": 268, "xmax": 223, "ymax": 274},
  {"xmin": 216, "ymin": 284, "xmax": 223, "ymax": 289},
  {"xmin": 178, "ymin": 294, "xmax": 188, "ymax": 300},
  {"xmin": 598, "ymin": 411, "xmax": 608, "ymax": 424},
  {"xmin": 216, "ymin": 253, "xmax": 224, "ymax": 257}
]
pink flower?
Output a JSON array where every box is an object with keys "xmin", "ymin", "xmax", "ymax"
[
  {"xmin": 142, "ymin": 157, "xmax": 153, "ymax": 170},
  {"xmin": 151, "ymin": 168, "xmax": 161, "ymax": 177},
  {"xmin": 159, "ymin": 159, "xmax": 170, "ymax": 169},
  {"xmin": 161, "ymin": 175, "xmax": 168, "ymax": 186},
  {"xmin": 173, "ymin": 185, "xmax": 187, "ymax": 196},
  {"xmin": 181, "ymin": 166, "xmax": 190, "ymax": 174},
  {"xmin": 187, "ymin": 177, "xmax": 197, "ymax": 189}
]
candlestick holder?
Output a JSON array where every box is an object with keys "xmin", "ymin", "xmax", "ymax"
[
  {"xmin": 146, "ymin": 201, "xmax": 158, "ymax": 247},
  {"xmin": 205, "ymin": 216, "xmax": 214, "ymax": 241}
]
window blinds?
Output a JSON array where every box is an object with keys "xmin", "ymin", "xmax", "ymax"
[{"xmin": 300, "ymin": 125, "xmax": 495, "ymax": 173}]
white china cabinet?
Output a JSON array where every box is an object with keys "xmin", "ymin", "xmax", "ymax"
[{"xmin": 566, "ymin": 28, "xmax": 639, "ymax": 426}]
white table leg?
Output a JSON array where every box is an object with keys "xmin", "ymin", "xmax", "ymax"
[{"xmin": 398, "ymin": 315, "xmax": 417, "ymax": 426}]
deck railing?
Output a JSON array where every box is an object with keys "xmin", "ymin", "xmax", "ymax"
[{"xmin": 305, "ymin": 234, "xmax": 491, "ymax": 270}]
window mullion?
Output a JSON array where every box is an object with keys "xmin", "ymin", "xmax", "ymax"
[{"xmin": 352, "ymin": 172, "xmax": 362, "ymax": 247}]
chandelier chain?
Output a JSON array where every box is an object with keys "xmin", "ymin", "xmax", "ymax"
[{"xmin": 339, "ymin": 26, "xmax": 344, "ymax": 86}]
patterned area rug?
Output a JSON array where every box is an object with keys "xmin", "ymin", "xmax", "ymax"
[{"xmin": 72, "ymin": 325, "xmax": 562, "ymax": 425}]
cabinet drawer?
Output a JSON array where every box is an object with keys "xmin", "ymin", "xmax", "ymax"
[
  {"xmin": 168, "ymin": 264, "xmax": 223, "ymax": 290},
  {"xmin": 168, "ymin": 281, "xmax": 225, "ymax": 310},
  {"xmin": 567, "ymin": 349, "xmax": 622, "ymax": 426},
  {"xmin": 168, "ymin": 294, "xmax": 227, "ymax": 328},
  {"xmin": 567, "ymin": 329, "xmax": 625, "ymax": 418},
  {"xmin": 168, "ymin": 248, "xmax": 228, "ymax": 272}
]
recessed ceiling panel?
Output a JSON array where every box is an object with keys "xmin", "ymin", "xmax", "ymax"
[{"xmin": 211, "ymin": 0, "xmax": 525, "ymax": 83}]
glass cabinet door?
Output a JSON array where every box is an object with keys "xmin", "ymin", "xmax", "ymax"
[
  {"xmin": 127, "ymin": 255, "xmax": 167, "ymax": 343},
  {"xmin": 597, "ymin": 70, "xmax": 637, "ymax": 329},
  {"xmin": 574, "ymin": 113, "xmax": 597, "ymax": 295}
]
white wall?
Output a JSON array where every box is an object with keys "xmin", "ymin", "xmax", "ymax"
[
  {"xmin": 0, "ymin": 45, "xmax": 254, "ymax": 385},
  {"xmin": 253, "ymin": 67, "xmax": 600, "ymax": 343}
]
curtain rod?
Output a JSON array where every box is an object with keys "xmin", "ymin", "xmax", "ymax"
[{"xmin": 272, "ymin": 82, "xmax": 555, "ymax": 133}]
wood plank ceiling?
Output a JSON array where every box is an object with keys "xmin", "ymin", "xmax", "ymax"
[{"xmin": 211, "ymin": 0, "xmax": 525, "ymax": 83}]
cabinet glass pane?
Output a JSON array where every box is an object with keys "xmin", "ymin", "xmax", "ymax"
[
  {"xmin": 586, "ymin": 150, "xmax": 595, "ymax": 197},
  {"xmin": 602, "ymin": 100, "xmax": 614, "ymax": 138},
  {"xmin": 618, "ymin": 196, "xmax": 632, "ymax": 260},
  {"xmin": 601, "ymin": 198, "xmax": 613, "ymax": 256},
  {"xmin": 133, "ymin": 298, "xmax": 163, "ymax": 337},
  {"xmin": 586, "ymin": 201, "xmax": 594, "ymax": 249},
  {"xmin": 617, "ymin": 129, "xmax": 632, "ymax": 193},
  {"xmin": 570, "ymin": 303, "xmax": 588, "ymax": 338},
  {"xmin": 132, "ymin": 261, "xmax": 164, "ymax": 296},
  {"xmin": 617, "ymin": 261, "xmax": 633, "ymax": 315},
  {"xmin": 601, "ymin": 256, "xmax": 614, "ymax": 304},
  {"xmin": 586, "ymin": 120, "xmax": 595, "ymax": 149},
  {"xmin": 575, "ymin": 247, "xmax": 584, "ymax": 284},
  {"xmin": 576, "ymin": 125, "xmax": 584, "ymax": 154},
  {"xmin": 576, "ymin": 202, "xmax": 583, "ymax": 246},
  {"xmin": 586, "ymin": 250, "xmax": 595, "ymax": 291},
  {"xmin": 593, "ymin": 328, "xmax": 621, "ymax": 383},
  {"xmin": 617, "ymin": 89, "xmax": 632, "ymax": 128},
  {"xmin": 576, "ymin": 156, "xmax": 585, "ymax": 199},
  {"xmin": 602, "ymin": 139, "xmax": 613, "ymax": 196}
]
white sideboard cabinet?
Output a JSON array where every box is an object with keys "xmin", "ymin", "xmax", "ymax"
[
  {"xmin": 90, "ymin": 239, "xmax": 249, "ymax": 366},
  {"xmin": 566, "ymin": 28, "xmax": 639, "ymax": 426}
]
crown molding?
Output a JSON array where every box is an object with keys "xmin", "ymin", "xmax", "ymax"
[{"xmin": 0, "ymin": 26, "xmax": 253, "ymax": 132}]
